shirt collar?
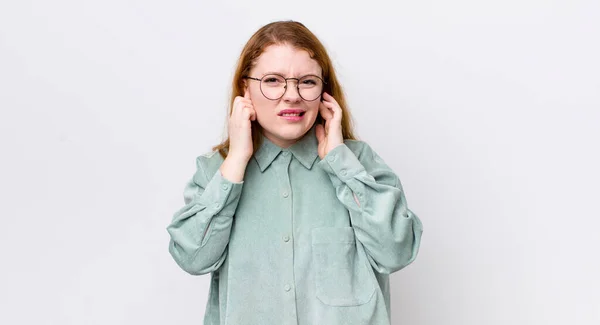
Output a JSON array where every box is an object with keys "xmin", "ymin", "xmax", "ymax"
[{"xmin": 253, "ymin": 125, "xmax": 319, "ymax": 172}]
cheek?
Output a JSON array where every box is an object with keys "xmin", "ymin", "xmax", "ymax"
[
  {"xmin": 249, "ymin": 86, "xmax": 262, "ymax": 103},
  {"xmin": 302, "ymin": 102, "xmax": 321, "ymax": 123},
  {"xmin": 307, "ymin": 101, "xmax": 321, "ymax": 115},
  {"xmin": 251, "ymin": 95, "xmax": 276, "ymax": 117},
  {"xmin": 249, "ymin": 88, "xmax": 265, "ymax": 108}
]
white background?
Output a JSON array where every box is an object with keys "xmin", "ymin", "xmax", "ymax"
[{"xmin": 1, "ymin": 1, "xmax": 598, "ymax": 324}]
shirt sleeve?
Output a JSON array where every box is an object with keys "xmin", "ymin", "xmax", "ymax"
[
  {"xmin": 317, "ymin": 142, "xmax": 424, "ymax": 274},
  {"xmin": 166, "ymin": 155, "xmax": 243, "ymax": 275}
]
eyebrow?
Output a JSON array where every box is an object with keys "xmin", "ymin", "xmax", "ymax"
[{"xmin": 261, "ymin": 71, "xmax": 322, "ymax": 78}]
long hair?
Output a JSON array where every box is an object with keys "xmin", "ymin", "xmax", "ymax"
[{"xmin": 212, "ymin": 20, "xmax": 357, "ymax": 158}]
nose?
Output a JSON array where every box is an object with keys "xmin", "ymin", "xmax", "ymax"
[{"xmin": 282, "ymin": 80, "xmax": 301, "ymax": 102}]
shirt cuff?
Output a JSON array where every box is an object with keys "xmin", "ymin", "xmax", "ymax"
[
  {"xmin": 317, "ymin": 143, "xmax": 366, "ymax": 186},
  {"xmin": 199, "ymin": 169, "xmax": 244, "ymax": 216}
]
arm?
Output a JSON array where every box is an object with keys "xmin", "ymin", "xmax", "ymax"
[
  {"xmin": 166, "ymin": 155, "xmax": 243, "ymax": 275},
  {"xmin": 317, "ymin": 142, "xmax": 424, "ymax": 274}
]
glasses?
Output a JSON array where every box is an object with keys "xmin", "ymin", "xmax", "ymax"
[{"xmin": 244, "ymin": 74, "xmax": 325, "ymax": 101}]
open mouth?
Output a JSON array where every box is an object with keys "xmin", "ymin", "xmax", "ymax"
[{"xmin": 280, "ymin": 112, "xmax": 305, "ymax": 117}]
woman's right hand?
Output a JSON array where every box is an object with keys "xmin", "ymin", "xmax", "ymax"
[{"xmin": 220, "ymin": 91, "xmax": 256, "ymax": 182}]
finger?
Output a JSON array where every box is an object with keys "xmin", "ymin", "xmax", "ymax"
[
  {"xmin": 234, "ymin": 90, "xmax": 251, "ymax": 117},
  {"xmin": 248, "ymin": 106, "xmax": 256, "ymax": 121},
  {"xmin": 319, "ymin": 101, "xmax": 333, "ymax": 120},
  {"xmin": 234, "ymin": 97, "xmax": 252, "ymax": 118},
  {"xmin": 241, "ymin": 105, "xmax": 256, "ymax": 121},
  {"xmin": 233, "ymin": 96, "xmax": 242, "ymax": 107},
  {"xmin": 232, "ymin": 96, "xmax": 245, "ymax": 115},
  {"xmin": 235, "ymin": 100, "xmax": 252, "ymax": 113},
  {"xmin": 322, "ymin": 92, "xmax": 337, "ymax": 103},
  {"xmin": 322, "ymin": 92, "xmax": 341, "ymax": 109},
  {"xmin": 321, "ymin": 99, "xmax": 342, "ymax": 121},
  {"xmin": 320, "ymin": 101, "xmax": 338, "ymax": 123},
  {"xmin": 239, "ymin": 98, "xmax": 253, "ymax": 106}
]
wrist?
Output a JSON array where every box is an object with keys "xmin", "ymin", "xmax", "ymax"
[
  {"xmin": 225, "ymin": 153, "xmax": 251, "ymax": 166},
  {"xmin": 220, "ymin": 155, "xmax": 249, "ymax": 183}
]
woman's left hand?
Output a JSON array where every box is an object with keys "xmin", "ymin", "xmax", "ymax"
[{"xmin": 316, "ymin": 92, "xmax": 344, "ymax": 159}]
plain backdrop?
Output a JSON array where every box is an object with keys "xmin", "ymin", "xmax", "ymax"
[{"xmin": 1, "ymin": 1, "xmax": 598, "ymax": 324}]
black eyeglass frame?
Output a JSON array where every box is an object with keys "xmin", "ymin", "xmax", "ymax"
[{"xmin": 243, "ymin": 74, "xmax": 327, "ymax": 101}]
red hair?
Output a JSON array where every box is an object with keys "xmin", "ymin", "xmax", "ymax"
[{"xmin": 213, "ymin": 20, "xmax": 357, "ymax": 158}]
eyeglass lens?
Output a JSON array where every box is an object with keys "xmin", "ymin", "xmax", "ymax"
[{"xmin": 260, "ymin": 74, "xmax": 323, "ymax": 101}]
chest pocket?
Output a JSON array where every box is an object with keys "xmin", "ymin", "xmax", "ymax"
[{"xmin": 311, "ymin": 227, "xmax": 376, "ymax": 306}]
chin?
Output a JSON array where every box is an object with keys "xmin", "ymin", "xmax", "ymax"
[
  {"xmin": 276, "ymin": 126, "xmax": 310, "ymax": 140},
  {"xmin": 262, "ymin": 121, "xmax": 313, "ymax": 145}
]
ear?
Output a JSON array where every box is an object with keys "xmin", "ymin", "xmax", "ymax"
[{"xmin": 242, "ymin": 79, "xmax": 249, "ymax": 93}]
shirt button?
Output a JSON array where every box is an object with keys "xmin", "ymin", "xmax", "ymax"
[
  {"xmin": 282, "ymin": 191, "xmax": 289, "ymax": 198},
  {"xmin": 283, "ymin": 235, "xmax": 290, "ymax": 242},
  {"xmin": 340, "ymin": 169, "xmax": 347, "ymax": 176},
  {"xmin": 214, "ymin": 203, "xmax": 221, "ymax": 209},
  {"xmin": 282, "ymin": 151, "xmax": 290, "ymax": 156},
  {"xmin": 284, "ymin": 284, "xmax": 291, "ymax": 292},
  {"xmin": 327, "ymin": 154, "xmax": 336, "ymax": 162},
  {"xmin": 221, "ymin": 184, "xmax": 229, "ymax": 191}
]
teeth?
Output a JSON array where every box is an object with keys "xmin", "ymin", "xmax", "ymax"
[{"xmin": 282, "ymin": 113, "xmax": 301, "ymax": 116}]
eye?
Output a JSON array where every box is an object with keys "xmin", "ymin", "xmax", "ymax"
[
  {"xmin": 263, "ymin": 75, "xmax": 285, "ymax": 85},
  {"xmin": 300, "ymin": 76, "xmax": 320, "ymax": 86}
]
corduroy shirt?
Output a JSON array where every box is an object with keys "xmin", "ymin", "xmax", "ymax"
[{"xmin": 167, "ymin": 126, "xmax": 423, "ymax": 325}]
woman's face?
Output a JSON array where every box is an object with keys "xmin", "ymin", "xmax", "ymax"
[{"xmin": 246, "ymin": 44, "xmax": 323, "ymax": 148}]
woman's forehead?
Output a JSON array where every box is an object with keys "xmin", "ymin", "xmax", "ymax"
[{"xmin": 253, "ymin": 44, "xmax": 322, "ymax": 76}]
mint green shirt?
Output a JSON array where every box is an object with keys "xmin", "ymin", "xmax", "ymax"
[{"xmin": 167, "ymin": 126, "xmax": 423, "ymax": 325}]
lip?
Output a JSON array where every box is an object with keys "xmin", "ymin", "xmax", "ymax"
[
  {"xmin": 278, "ymin": 109, "xmax": 306, "ymax": 122},
  {"xmin": 278, "ymin": 109, "xmax": 306, "ymax": 116}
]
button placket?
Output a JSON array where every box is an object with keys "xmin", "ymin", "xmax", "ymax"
[{"xmin": 273, "ymin": 150, "xmax": 296, "ymax": 317}]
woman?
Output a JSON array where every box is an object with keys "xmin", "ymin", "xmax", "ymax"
[{"xmin": 167, "ymin": 20, "xmax": 423, "ymax": 325}]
